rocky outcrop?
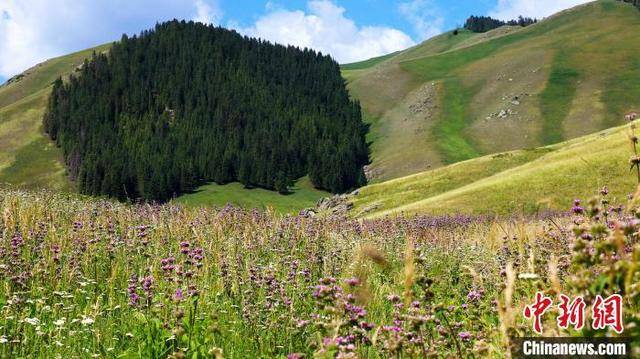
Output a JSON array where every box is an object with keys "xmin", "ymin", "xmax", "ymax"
[{"xmin": 300, "ymin": 194, "xmax": 355, "ymax": 218}]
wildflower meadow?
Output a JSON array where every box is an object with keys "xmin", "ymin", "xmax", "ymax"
[{"xmin": 1, "ymin": 120, "xmax": 640, "ymax": 358}]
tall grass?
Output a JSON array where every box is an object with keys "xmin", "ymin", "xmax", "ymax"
[{"xmin": 1, "ymin": 172, "xmax": 638, "ymax": 357}]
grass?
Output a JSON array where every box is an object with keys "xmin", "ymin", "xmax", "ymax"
[
  {"xmin": 0, "ymin": 46, "xmax": 112, "ymax": 191},
  {"xmin": 434, "ymin": 79, "xmax": 481, "ymax": 164},
  {"xmin": 539, "ymin": 55, "xmax": 580, "ymax": 144},
  {"xmin": 0, "ymin": 86, "xmax": 71, "ymax": 194},
  {"xmin": 344, "ymin": 0, "xmax": 640, "ymax": 181},
  {"xmin": 0, "ymin": 137, "xmax": 71, "ymax": 191},
  {"xmin": 350, "ymin": 148, "xmax": 551, "ymax": 217},
  {"xmin": 0, "ymin": 167, "xmax": 638, "ymax": 357},
  {"xmin": 350, "ymin": 120, "xmax": 636, "ymax": 218},
  {"xmin": 0, "ymin": 45, "xmax": 112, "ymax": 109},
  {"xmin": 174, "ymin": 177, "xmax": 329, "ymax": 214},
  {"xmin": 601, "ymin": 56, "xmax": 640, "ymax": 128},
  {"xmin": 398, "ymin": 29, "xmax": 479, "ymax": 59},
  {"xmin": 340, "ymin": 51, "xmax": 401, "ymax": 70}
]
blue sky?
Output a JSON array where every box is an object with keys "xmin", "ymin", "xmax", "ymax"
[{"xmin": 0, "ymin": 0, "xmax": 590, "ymax": 83}]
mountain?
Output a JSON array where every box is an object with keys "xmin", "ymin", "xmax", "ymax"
[
  {"xmin": 0, "ymin": 45, "xmax": 111, "ymax": 191},
  {"xmin": 343, "ymin": 0, "xmax": 640, "ymax": 182},
  {"xmin": 347, "ymin": 120, "xmax": 637, "ymax": 217},
  {"xmin": 0, "ymin": 28, "xmax": 336, "ymax": 212},
  {"xmin": 2, "ymin": 0, "xmax": 640, "ymax": 216}
]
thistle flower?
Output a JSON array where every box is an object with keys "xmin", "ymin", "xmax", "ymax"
[
  {"xmin": 174, "ymin": 288, "xmax": 184, "ymax": 302},
  {"xmin": 572, "ymin": 199, "xmax": 585, "ymax": 214},
  {"xmin": 128, "ymin": 274, "xmax": 139, "ymax": 307},
  {"xmin": 467, "ymin": 289, "xmax": 483, "ymax": 302},
  {"xmin": 344, "ymin": 277, "xmax": 360, "ymax": 286},
  {"xmin": 180, "ymin": 241, "xmax": 190, "ymax": 254},
  {"xmin": 142, "ymin": 276, "xmax": 153, "ymax": 292}
]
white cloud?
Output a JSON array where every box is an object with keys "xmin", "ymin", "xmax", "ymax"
[
  {"xmin": 489, "ymin": 0, "xmax": 592, "ymax": 20},
  {"xmin": 398, "ymin": 0, "xmax": 444, "ymax": 41},
  {"xmin": 0, "ymin": 0, "xmax": 415, "ymax": 78},
  {"xmin": 0, "ymin": 0, "xmax": 83, "ymax": 78},
  {"xmin": 193, "ymin": 0, "xmax": 222, "ymax": 25},
  {"xmin": 238, "ymin": 0, "xmax": 416, "ymax": 64},
  {"xmin": 0, "ymin": 0, "xmax": 221, "ymax": 79}
]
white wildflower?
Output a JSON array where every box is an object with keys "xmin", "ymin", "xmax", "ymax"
[
  {"xmin": 24, "ymin": 317, "xmax": 40, "ymax": 326},
  {"xmin": 53, "ymin": 318, "xmax": 66, "ymax": 327},
  {"xmin": 518, "ymin": 273, "xmax": 539, "ymax": 279},
  {"xmin": 80, "ymin": 316, "xmax": 95, "ymax": 326},
  {"xmin": 0, "ymin": 336, "xmax": 8, "ymax": 344}
]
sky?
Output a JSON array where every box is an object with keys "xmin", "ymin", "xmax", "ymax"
[{"xmin": 0, "ymin": 0, "xmax": 592, "ymax": 84}]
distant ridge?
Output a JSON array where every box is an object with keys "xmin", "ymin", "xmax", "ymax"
[{"xmin": 343, "ymin": 0, "xmax": 640, "ymax": 182}]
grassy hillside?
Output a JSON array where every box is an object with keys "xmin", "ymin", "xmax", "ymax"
[
  {"xmin": 344, "ymin": 0, "xmax": 640, "ymax": 182},
  {"xmin": 174, "ymin": 176, "xmax": 328, "ymax": 214},
  {"xmin": 3, "ymin": 0, "xmax": 640, "ymax": 216},
  {"xmin": 0, "ymin": 46, "xmax": 112, "ymax": 191},
  {"xmin": 349, "ymin": 119, "xmax": 638, "ymax": 217},
  {"xmin": 0, "ymin": 45, "xmax": 327, "ymax": 213}
]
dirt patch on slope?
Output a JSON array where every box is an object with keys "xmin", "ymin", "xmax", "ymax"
[
  {"xmin": 464, "ymin": 48, "xmax": 550, "ymax": 153},
  {"xmin": 365, "ymin": 81, "xmax": 444, "ymax": 182}
]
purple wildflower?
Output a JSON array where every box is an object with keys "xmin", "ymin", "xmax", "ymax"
[
  {"xmin": 174, "ymin": 288, "xmax": 184, "ymax": 302},
  {"xmin": 344, "ymin": 277, "xmax": 360, "ymax": 287}
]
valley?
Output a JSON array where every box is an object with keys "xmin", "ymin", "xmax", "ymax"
[
  {"xmin": 1, "ymin": 1, "xmax": 640, "ymax": 357},
  {"xmin": 1, "ymin": 0, "xmax": 640, "ymax": 217}
]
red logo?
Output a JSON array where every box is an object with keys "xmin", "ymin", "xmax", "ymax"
[
  {"xmin": 523, "ymin": 292, "xmax": 553, "ymax": 334},
  {"xmin": 524, "ymin": 293, "xmax": 623, "ymax": 334},
  {"xmin": 557, "ymin": 295, "xmax": 586, "ymax": 330},
  {"xmin": 592, "ymin": 294, "xmax": 623, "ymax": 334}
]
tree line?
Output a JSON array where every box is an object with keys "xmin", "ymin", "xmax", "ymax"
[
  {"xmin": 44, "ymin": 20, "xmax": 369, "ymax": 201},
  {"xmin": 463, "ymin": 15, "xmax": 537, "ymax": 33},
  {"xmin": 619, "ymin": 0, "xmax": 640, "ymax": 10}
]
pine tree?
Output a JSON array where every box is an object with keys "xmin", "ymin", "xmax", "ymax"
[{"xmin": 44, "ymin": 21, "xmax": 369, "ymax": 202}]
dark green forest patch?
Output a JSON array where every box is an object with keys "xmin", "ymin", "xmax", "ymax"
[{"xmin": 44, "ymin": 21, "xmax": 368, "ymax": 201}]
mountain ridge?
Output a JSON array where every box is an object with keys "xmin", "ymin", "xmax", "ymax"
[
  {"xmin": 2, "ymin": 0, "xmax": 640, "ymax": 216},
  {"xmin": 343, "ymin": 0, "xmax": 640, "ymax": 183}
]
